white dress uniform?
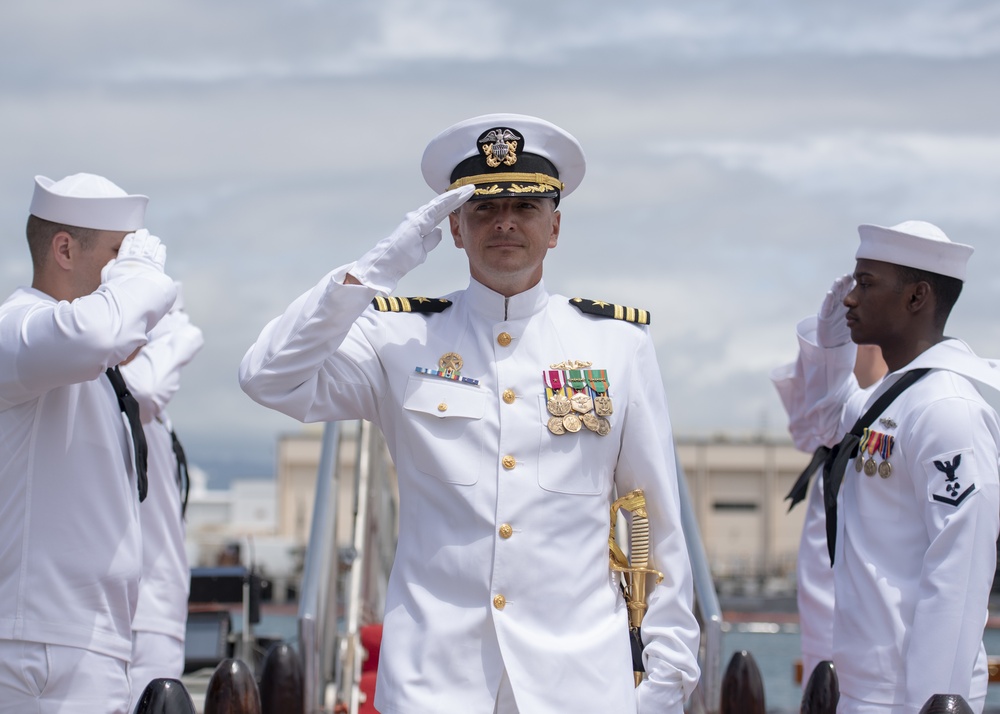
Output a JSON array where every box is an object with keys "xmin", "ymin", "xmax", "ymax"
[
  {"xmin": 240, "ymin": 273, "xmax": 701, "ymax": 713},
  {"xmin": 121, "ymin": 306, "xmax": 203, "ymax": 705},
  {"xmin": 0, "ymin": 275, "xmax": 175, "ymax": 691},
  {"xmin": 772, "ymin": 333, "xmax": 872, "ymax": 682},
  {"xmin": 775, "ymin": 318, "xmax": 1000, "ymax": 713}
]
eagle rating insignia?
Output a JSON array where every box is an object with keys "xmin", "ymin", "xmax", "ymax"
[{"xmin": 929, "ymin": 453, "xmax": 976, "ymax": 506}]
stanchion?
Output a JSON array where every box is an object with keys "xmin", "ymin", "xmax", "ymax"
[
  {"xmin": 204, "ymin": 658, "xmax": 261, "ymax": 714},
  {"xmin": 918, "ymin": 694, "xmax": 974, "ymax": 714},
  {"xmin": 800, "ymin": 660, "xmax": 838, "ymax": 714},
  {"xmin": 133, "ymin": 678, "xmax": 196, "ymax": 714},
  {"xmin": 258, "ymin": 643, "xmax": 304, "ymax": 714},
  {"xmin": 720, "ymin": 650, "xmax": 765, "ymax": 714}
]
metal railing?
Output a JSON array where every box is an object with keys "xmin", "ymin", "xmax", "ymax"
[
  {"xmin": 677, "ymin": 455, "xmax": 723, "ymax": 714},
  {"xmin": 297, "ymin": 421, "xmax": 344, "ymax": 713},
  {"xmin": 296, "ymin": 421, "xmax": 722, "ymax": 713}
]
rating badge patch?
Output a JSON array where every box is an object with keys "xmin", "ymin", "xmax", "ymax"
[{"xmin": 925, "ymin": 451, "xmax": 977, "ymax": 507}]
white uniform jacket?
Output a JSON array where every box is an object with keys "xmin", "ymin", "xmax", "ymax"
[
  {"xmin": 771, "ymin": 334, "xmax": 874, "ymax": 679},
  {"xmin": 122, "ymin": 312, "xmax": 202, "ymax": 641},
  {"xmin": 240, "ymin": 271, "xmax": 700, "ymax": 714},
  {"xmin": 0, "ymin": 276, "xmax": 175, "ymax": 661},
  {"xmin": 775, "ymin": 318, "xmax": 1000, "ymax": 712}
]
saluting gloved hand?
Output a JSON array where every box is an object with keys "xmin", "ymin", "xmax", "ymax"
[
  {"xmin": 815, "ymin": 273, "xmax": 855, "ymax": 348},
  {"xmin": 101, "ymin": 229, "xmax": 168, "ymax": 284},
  {"xmin": 348, "ymin": 184, "xmax": 475, "ymax": 294}
]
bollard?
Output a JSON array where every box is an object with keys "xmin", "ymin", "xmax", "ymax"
[
  {"xmin": 204, "ymin": 658, "xmax": 261, "ymax": 714},
  {"xmin": 258, "ymin": 642, "xmax": 304, "ymax": 714},
  {"xmin": 800, "ymin": 660, "xmax": 838, "ymax": 714},
  {"xmin": 133, "ymin": 678, "xmax": 196, "ymax": 714},
  {"xmin": 720, "ymin": 649, "xmax": 766, "ymax": 714},
  {"xmin": 918, "ymin": 694, "xmax": 975, "ymax": 714}
]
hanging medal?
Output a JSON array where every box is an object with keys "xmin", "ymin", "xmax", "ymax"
[
  {"xmin": 567, "ymin": 369, "xmax": 593, "ymax": 414},
  {"xmin": 863, "ymin": 431, "xmax": 880, "ymax": 477},
  {"xmin": 587, "ymin": 369, "xmax": 613, "ymax": 418},
  {"xmin": 878, "ymin": 433, "xmax": 894, "ymax": 479},
  {"xmin": 855, "ymin": 428, "xmax": 870, "ymax": 473},
  {"xmin": 544, "ymin": 370, "xmax": 572, "ymax": 418}
]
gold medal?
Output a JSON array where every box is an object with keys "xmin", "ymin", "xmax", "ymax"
[
  {"xmin": 571, "ymin": 391, "xmax": 594, "ymax": 414},
  {"xmin": 863, "ymin": 457, "xmax": 877, "ymax": 477},
  {"xmin": 854, "ymin": 454, "xmax": 863, "ymax": 473},
  {"xmin": 438, "ymin": 352, "xmax": 463, "ymax": 374},
  {"xmin": 547, "ymin": 416, "xmax": 566, "ymax": 435},
  {"xmin": 562, "ymin": 413, "xmax": 582, "ymax": 433},
  {"xmin": 581, "ymin": 412, "xmax": 600, "ymax": 432},
  {"xmin": 547, "ymin": 393, "xmax": 572, "ymax": 417},
  {"xmin": 596, "ymin": 417, "xmax": 611, "ymax": 436},
  {"xmin": 594, "ymin": 395, "xmax": 613, "ymax": 416},
  {"xmin": 878, "ymin": 460, "xmax": 892, "ymax": 479}
]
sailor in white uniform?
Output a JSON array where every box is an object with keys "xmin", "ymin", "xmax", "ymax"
[
  {"xmin": 0, "ymin": 174, "xmax": 176, "ymax": 713},
  {"xmin": 122, "ymin": 283, "xmax": 203, "ymax": 708},
  {"xmin": 774, "ymin": 343, "xmax": 886, "ymax": 684},
  {"xmin": 240, "ymin": 114, "xmax": 700, "ymax": 713},
  {"xmin": 773, "ymin": 221, "xmax": 1000, "ymax": 713}
]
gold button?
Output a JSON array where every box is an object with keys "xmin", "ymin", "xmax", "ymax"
[
  {"xmin": 501, "ymin": 455, "xmax": 516, "ymax": 470},
  {"xmin": 437, "ymin": 403, "xmax": 447, "ymax": 412},
  {"xmin": 502, "ymin": 389, "xmax": 516, "ymax": 404},
  {"xmin": 497, "ymin": 332, "xmax": 512, "ymax": 347},
  {"xmin": 499, "ymin": 524, "xmax": 513, "ymax": 539},
  {"xmin": 493, "ymin": 594, "xmax": 506, "ymax": 610}
]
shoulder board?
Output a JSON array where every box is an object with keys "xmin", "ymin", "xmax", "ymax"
[
  {"xmin": 569, "ymin": 297, "xmax": 650, "ymax": 325},
  {"xmin": 371, "ymin": 296, "xmax": 452, "ymax": 313}
]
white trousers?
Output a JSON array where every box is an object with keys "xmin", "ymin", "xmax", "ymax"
[
  {"xmin": 492, "ymin": 668, "xmax": 519, "ymax": 714},
  {"xmin": 128, "ymin": 631, "xmax": 185, "ymax": 712},
  {"xmin": 0, "ymin": 640, "xmax": 130, "ymax": 714}
]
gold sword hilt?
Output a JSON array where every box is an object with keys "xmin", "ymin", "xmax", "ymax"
[{"xmin": 609, "ymin": 489, "xmax": 665, "ymax": 686}]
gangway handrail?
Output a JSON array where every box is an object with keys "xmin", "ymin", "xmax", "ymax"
[
  {"xmin": 298, "ymin": 421, "xmax": 343, "ymax": 713},
  {"xmin": 676, "ymin": 454, "xmax": 723, "ymax": 714}
]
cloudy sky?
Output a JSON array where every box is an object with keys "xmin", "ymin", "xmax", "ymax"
[{"xmin": 3, "ymin": 1, "xmax": 1000, "ymax": 484}]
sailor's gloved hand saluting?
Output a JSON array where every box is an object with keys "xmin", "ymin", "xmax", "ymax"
[
  {"xmin": 346, "ymin": 184, "xmax": 475, "ymax": 294},
  {"xmin": 101, "ymin": 229, "xmax": 168, "ymax": 284},
  {"xmin": 816, "ymin": 273, "xmax": 855, "ymax": 348}
]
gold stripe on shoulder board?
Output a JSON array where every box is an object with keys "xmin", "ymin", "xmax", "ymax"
[
  {"xmin": 570, "ymin": 298, "xmax": 650, "ymax": 325},
  {"xmin": 372, "ymin": 297, "xmax": 453, "ymax": 313}
]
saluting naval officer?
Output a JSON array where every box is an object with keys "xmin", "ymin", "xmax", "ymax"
[
  {"xmin": 772, "ymin": 221, "xmax": 1000, "ymax": 713},
  {"xmin": 240, "ymin": 114, "xmax": 701, "ymax": 713},
  {"xmin": 122, "ymin": 282, "xmax": 204, "ymax": 709},
  {"xmin": 0, "ymin": 174, "xmax": 177, "ymax": 712}
]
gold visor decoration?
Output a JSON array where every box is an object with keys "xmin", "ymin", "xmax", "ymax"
[{"xmin": 448, "ymin": 172, "xmax": 564, "ymax": 192}]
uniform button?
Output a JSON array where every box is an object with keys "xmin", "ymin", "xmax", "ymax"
[
  {"xmin": 501, "ymin": 455, "xmax": 516, "ymax": 470},
  {"xmin": 499, "ymin": 524, "xmax": 513, "ymax": 539},
  {"xmin": 493, "ymin": 594, "xmax": 506, "ymax": 610},
  {"xmin": 502, "ymin": 389, "xmax": 516, "ymax": 404},
  {"xmin": 437, "ymin": 403, "xmax": 447, "ymax": 412},
  {"xmin": 497, "ymin": 332, "xmax": 512, "ymax": 347}
]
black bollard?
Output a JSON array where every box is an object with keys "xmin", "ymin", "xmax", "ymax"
[
  {"xmin": 800, "ymin": 660, "xmax": 838, "ymax": 714},
  {"xmin": 720, "ymin": 649, "xmax": 766, "ymax": 714},
  {"xmin": 258, "ymin": 642, "xmax": 304, "ymax": 714},
  {"xmin": 204, "ymin": 658, "xmax": 262, "ymax": 714},
  {"xmin": 918, "ymin": 694, "xmax": 975, "ymax": 714},
  {"xmin": 133, "ymin": 678, "xmax": 196, "ymax": 714}
]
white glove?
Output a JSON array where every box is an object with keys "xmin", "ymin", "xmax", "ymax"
[
  {"xmin": 349, "ymin": 185, "xmax": 475, "ymax": 294},
  {"xmin": 101, "ymin": 229, "xmax": 167, "ymax": 283},
  {"xmin": 815, "ymin": 273, "xmax": 855, "ymax": 348}
]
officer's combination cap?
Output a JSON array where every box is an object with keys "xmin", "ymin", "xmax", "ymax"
[
  {"xmin": 856, "ymin": 220, "xmax": 974, "ymax": 282},
  {"xmin": 421, "ymin": 113, "xmax": 586, "ymax": 206},
  {"xmin": 29, "ymin": 173, "xmax": 148, "ymax": 232}
]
